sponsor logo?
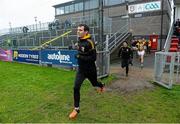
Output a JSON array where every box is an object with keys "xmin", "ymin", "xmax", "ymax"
[
  {"xmin": 145, "ymin": 3, "xmax": 160, "ymax": 10},
  {"xmin": 128, "ymin": 1, "xmax": 161, "ymax": 14},
  {"xmin": 130, "ymin": 6, "xmax": 135, "ymax": 12},
  {"xmin": 13, "ymin": 51, "xmax": 18, "ymax": 59},
  {"xmin": 13, "ymin": 51, "xmax": 39, "ymax": 60},
  {"xmin": 47, "ymin": 51, "xmax": 70, "ymax": 63}
]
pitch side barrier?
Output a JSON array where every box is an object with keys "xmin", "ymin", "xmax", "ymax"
[
  {"xmin": 1, "ymin": 31, "xmax": 110, "ymax": 78},
  {"xmin": 11, "ymin": 49, "xmax": 109, "ymax": 78},
  {"xmin": 12, "ymin": 49, "xmax": 78, "ymax": 68},
  {"xmin": 154, "ymin": 52, "xmax": 180, "ymax": 89}
]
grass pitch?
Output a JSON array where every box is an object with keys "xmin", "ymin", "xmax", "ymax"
[{"xmin": 0, "ymin": 61, "xmax": 180, "ymax": 123}]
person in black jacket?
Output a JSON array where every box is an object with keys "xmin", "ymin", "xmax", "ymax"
[
  {"xmin": 118, "ymin": 41, "xmax": 133, "ymax": 77},
  {"xmin": 69, "ymin": 24, "xmax": 105, "ymax": 119}
]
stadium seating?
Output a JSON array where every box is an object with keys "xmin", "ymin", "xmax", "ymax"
[{"xmin": 169, "ymin": 36, "xmax": 180, "ymax": 52}]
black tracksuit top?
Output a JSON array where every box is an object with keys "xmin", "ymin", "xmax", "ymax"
[
  {"xmin": 118, "ymin": 46, "xmax": 133, "ymax": 60},
  {"xmin": 76, "ymin": 34, "xmax": 96, "ymax": 70}
]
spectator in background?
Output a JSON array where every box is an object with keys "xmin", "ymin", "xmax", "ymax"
[
  {"xmin": 48, "ymin": 23, "xmax": 53, "ymax": 30},
  {"xmin": 175, "ymin": 19, "xmax": 180, "ymax": 27},
  {"xmin": 54, "ymin": 20, "xmax": 60, "ymax": 30},
  {"xmin": 64, "ymin": 19, "xmax": 71, "ymax": 29},
  {"xmin": 131, "ymin": 39, "xmax": 138, "ymax": 50},
  {"xmin": 174, "ymin": 19, "xmax": 180, "ymax": 36},
  {"xmin": 146, "ymin": 39, "xmax": 151, "ymax": 54},
  {"xmin": 22, "ymin": 26, "xmax": 29, "ymax": 33}
]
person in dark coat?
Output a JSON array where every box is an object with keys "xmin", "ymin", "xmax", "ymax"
[{"xmin": 118, "ymin": 41, "xmax": 133, "ymax": 77}]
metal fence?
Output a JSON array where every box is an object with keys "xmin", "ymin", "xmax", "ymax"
[
  {"xmin": 0, "ymin": 15, "xmax": 126, "ymax": 79},
  {"xmin": 0, "ymin": 14, "xmax": 112, "ymax": 36},
  {"xmin": 96, "ymin": 50, "xmax": 110, "ymax": 78},
  {"xmin": 175, "ymin": 52, "xmax": 180, "ymax": 83},
  {"xmin": 154, "ymin": 52, "xmax": 180, "ymax": 89},
  {"xmin": 0, "ymin": 15, "xmax": 113, "ymax": 50}
]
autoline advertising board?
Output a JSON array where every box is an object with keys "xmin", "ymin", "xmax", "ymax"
[
  {"xmin": 13, "ymin": 50, "xmax": 39, "ymax": 64},
  {"xmin": 41, "ymin": 50, "xmax": 78, "ymax": 67}
]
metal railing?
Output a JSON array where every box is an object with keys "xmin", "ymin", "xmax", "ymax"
[
  {"xmin": 175, "ymin": 52, "xmax": 180, "ymax": 83},
  {"xmin": 97, "ymin": 50, "xmax": 110, "ymax": 78},
  {"xmin": 164, "ymin": 0, "xmax": 174, "ymax": 52},
  {"xmin": 0, "ymin": 14, "xmax": 112, "ymax": 35},
  {"xmin": 0, "ymin": 15, "xmax": 130, "ymax": 79},
  {"xmin": 154, "ymin": 52, "xmax": 180, "ymax": 89},
  {"xmin": 153, "ymin": 0, "xmax": 180, "ymax": 89},
  {"xmin": 107, "ymin": 23, "xmax": 130, "ymax": 53},
  {"xmin": 154, "ymin": 52, "xmax": 175, "ymax": 89},
  {"xmin": 1, "ymin": 28, "xmax": 114, "ymax": 50},
  {"xmin": 0, "ymin": 15, "xmax": 113, "ymax": 50}
]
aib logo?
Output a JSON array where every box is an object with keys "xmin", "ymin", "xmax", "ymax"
[{"xmin": 145, "ymin": 3, "xmax": 160, "ymax": 10}]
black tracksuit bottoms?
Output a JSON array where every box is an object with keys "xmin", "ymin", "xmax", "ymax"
[
  {"xmin": 121, "ymin": 59, "xmax": 129, "ymax": 75},
  {"xmin": 73, "ymin": 68, "xmax": 103, "ymax": 108}
]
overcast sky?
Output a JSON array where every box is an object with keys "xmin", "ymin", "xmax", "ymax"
[{"xmin": 0, "ymin": 0, "xmax": 72, "ymax": 29}]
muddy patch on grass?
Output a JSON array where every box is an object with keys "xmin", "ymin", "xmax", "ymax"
[{"xmin": 107, "ymin": 66, "xmax": 155, "ymax": 93}]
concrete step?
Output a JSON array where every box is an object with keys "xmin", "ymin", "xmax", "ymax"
[
  {"xmin": 169, "ymin": 47, "xmax": 178, "ymax": 52},
  {"xmin": 171, "ymin": 38, "xmax": 179, "ymax": 43},
  {"xmin": 171, "ymin": 42, "xmax": 179, "ymax": 46},
  {"xmin": 170, "ymin": 44, "xmax": 178, "ymax": 48}
]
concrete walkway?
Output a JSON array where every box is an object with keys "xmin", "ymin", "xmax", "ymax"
[{"xmin": 108, "ymin": 52, "xmax": 155, "ymax": 93}]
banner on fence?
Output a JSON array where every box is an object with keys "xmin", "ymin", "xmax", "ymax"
[
  {"xmin": 13, "ymin": 50, "xmax": 39, "ymax": 64},
  {"xmin": 41, "ymin": 50, "xmax": 78, "ymax": 67},
  {"xmin": 0, "ymin": 48, "xmax": 13, "ymax": 61}
]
